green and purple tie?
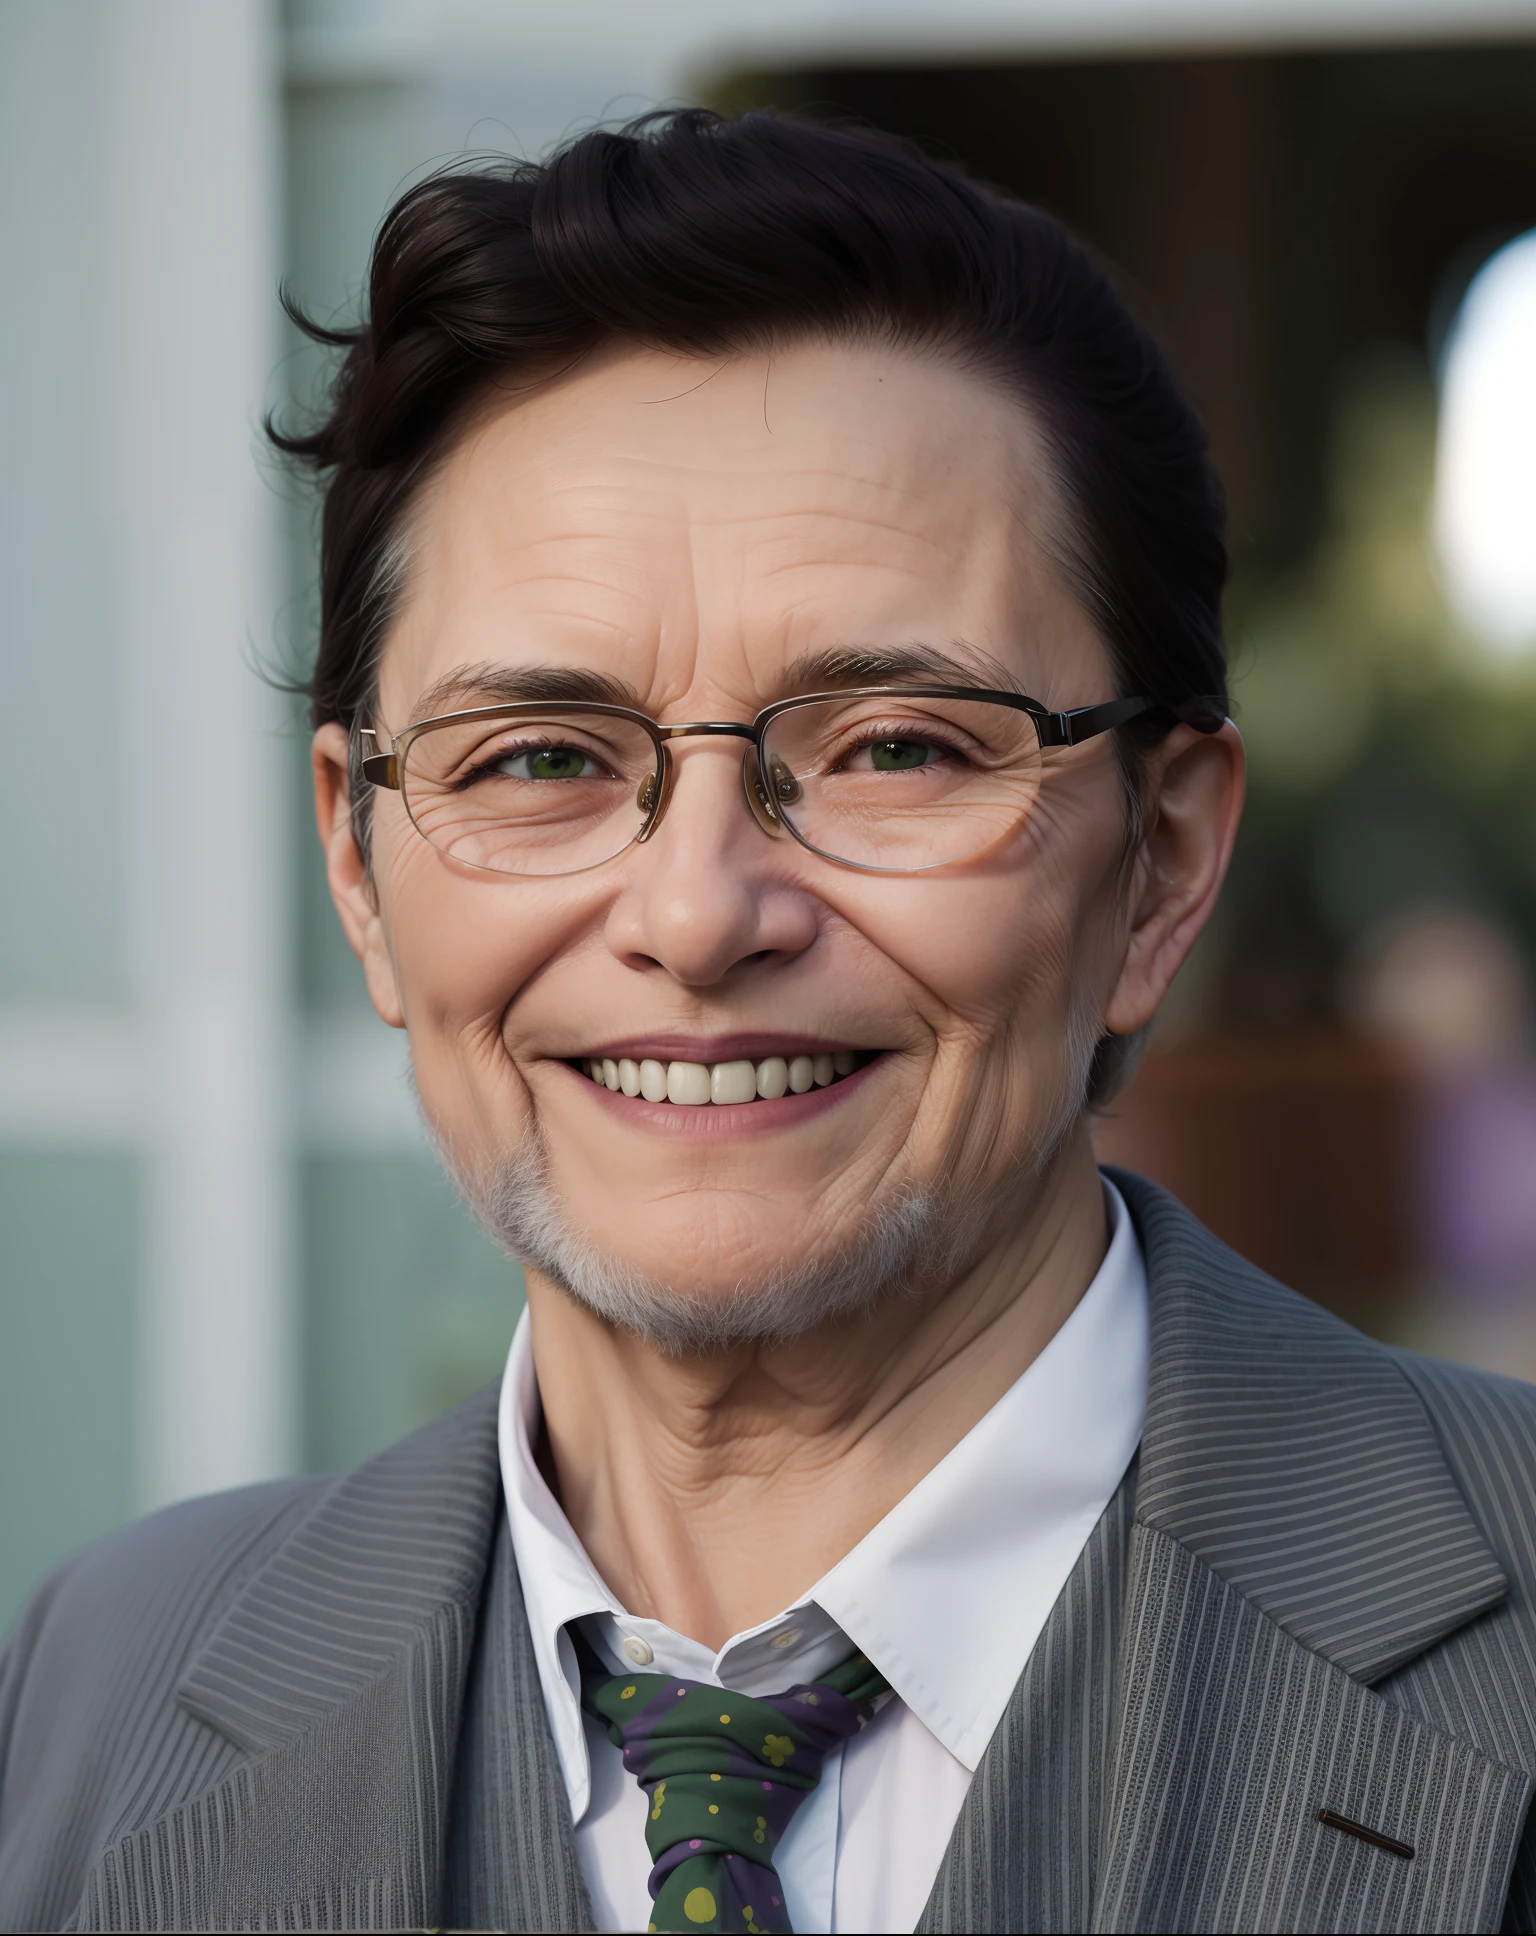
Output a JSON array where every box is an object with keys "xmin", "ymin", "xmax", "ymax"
[{"xmin": 582, "ymin": 1644, "xmax": 890, "ymax": 1935}]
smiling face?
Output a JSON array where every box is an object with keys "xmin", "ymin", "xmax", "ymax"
[{"xmin": 316, "ymin": 338, "xmax": 1213, "ymax": 1332}]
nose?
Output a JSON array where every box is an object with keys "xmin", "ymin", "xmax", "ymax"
[{"xmin": 604, "ymin": 740, "xmax": 819, "ymax": 988}]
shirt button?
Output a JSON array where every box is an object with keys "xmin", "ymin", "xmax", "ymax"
[
  {"xmin": 769, "ymin": 1628, "xmax": 803, "ymax": 1652},
  {"xmin": 621, "ymin": 1635, "xmax": 654, "ymax": 1666}
]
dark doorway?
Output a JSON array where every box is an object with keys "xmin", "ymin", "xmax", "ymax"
[{"xmin": 716, "ymin": 45, "xmax": 1536, "ymax": 567}]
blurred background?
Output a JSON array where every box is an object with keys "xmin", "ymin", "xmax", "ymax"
[{"xmin": 3, "ymin": 0, "xmax": 1536, "ymax": 1629}]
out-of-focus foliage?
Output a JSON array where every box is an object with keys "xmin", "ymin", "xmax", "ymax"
[{"xmin": 1217, "ymin": 349, "xmax": 1536, "ymax": 1025}]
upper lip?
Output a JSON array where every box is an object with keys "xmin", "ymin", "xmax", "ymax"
[{"xmin": 571, "ymin": 1034, "xmax": 872, "ymax": 1063}]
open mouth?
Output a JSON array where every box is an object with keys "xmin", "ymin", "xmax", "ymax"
[{"xmin": 574, "ymin": 1050, "xmax": 874, "ymax": 1106}]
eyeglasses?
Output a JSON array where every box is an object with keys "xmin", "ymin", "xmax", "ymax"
[{"xmin": 359, "ymin": 685, "xmax": 1151, "ymax": 878}]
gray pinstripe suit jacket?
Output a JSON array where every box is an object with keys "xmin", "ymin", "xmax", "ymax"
[{"xmin": 7, "ymin": 1172, "xmax": 1536, "ymax": 1933}]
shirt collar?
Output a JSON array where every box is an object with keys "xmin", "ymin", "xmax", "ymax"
[
  {"xmin": 810, "ymin": 1177, "xmax": 1147, "ymax": 1767},
  {"xmin": 500, "ymin": 1177, "xmax": 1148, "ymax": 1814},
  {"xmin": 497, "ymin": 1315, "xmax": 617, "ymax": 1819}
]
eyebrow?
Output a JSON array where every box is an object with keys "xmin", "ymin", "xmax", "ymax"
[
  {"xmin": 409, "ymin": 662, "xmax": 643, "ymax": 724},
  {"xmin": 408, "ymin": 642, "xmax": 1028, "ymax": 727},
  {"xmin": 775, "ymin": 643, "xmax": 1029, "ymax": 699}
]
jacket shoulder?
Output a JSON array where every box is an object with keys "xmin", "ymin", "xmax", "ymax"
[
  {"xmin": 0, "ymin": 1477, "xmax": 326, "ymax": 1930},
  {"xmin": 0, "ymin": 1382, "xmax": 503, "ymax": 1933},
  {"xmin": 1390, "ymin": 1342, "xmax": 1536, "ymax": 1424},
  {"xmin": 15, "ymin": 1473, "xmax": 328, "ymax": 1633},
  {"xmin": 1388, "ymin": 1346, "xmax": 1536, "ymax": 1552},
  {"xmin": 3, "ymin": 1473, "xmax": 331, "ymax": 1693}
]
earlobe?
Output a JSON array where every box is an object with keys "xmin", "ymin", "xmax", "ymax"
[
  {"xmin": 1101, "ymin": 720, "xmax": 1245, "ymax": 1038},
  {"xmin": 311, "ymin": 724, "xmax": 406, "ymax": 1029}
]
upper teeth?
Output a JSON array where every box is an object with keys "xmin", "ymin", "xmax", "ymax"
[{"xmin": 584, "ymin": 1050, "xmax": 860, "ymax": 1104}]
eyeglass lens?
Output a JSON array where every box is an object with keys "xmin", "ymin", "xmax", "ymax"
[
  {"xmin": 396, "ymin": 696, "xmax": 1046, "ymax": 876},
  {"xmin": 760, "ymin": 693, "xmax": 1044, "ymax": 871}
]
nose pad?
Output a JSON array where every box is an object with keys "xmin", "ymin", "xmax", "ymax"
[
  {"xmin": 634, "ymin": 747, "xmax": 674, "ymax": 843},
  {"xmin": 741, "ymin": 747, "xmax": 786, "ymax": 838},
  {"xmin": 768, "ymin": 754, "xmax": 802, "ymax": 807}
]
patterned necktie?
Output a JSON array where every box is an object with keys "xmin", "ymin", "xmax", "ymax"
[{"xmin": 581, "ymin": 1641, "xmax": 890, "ymax": 1935}]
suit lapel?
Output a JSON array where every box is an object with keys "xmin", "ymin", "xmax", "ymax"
[
  {"xmin": 1095, "ymin": 1520, "xmax": 1528, "ymax": 1933},
  {"xmin": 78, "ymin": 1382, "xmax": 587, "ymax": 1934},
  {"xmin": 930, "ymin": 1175, "xmax": 1530, "ymax": 1935},
  {"xmin": 1089, "ymin": 1174, "xmax": 1530, "ymax": 1934},
  {"xmin": 441, "ymin": 1501, "xmax": 595, "ymax": 1933}
]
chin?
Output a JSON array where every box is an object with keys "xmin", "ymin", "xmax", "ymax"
[{"xmin": 441, "ymin": 1119, "xmax": 957, "ymax": 1354}]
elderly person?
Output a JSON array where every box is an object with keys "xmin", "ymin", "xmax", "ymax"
[{"xmin": 5, "ymin": 111, "xmax": 1536, "ymax": 1936}]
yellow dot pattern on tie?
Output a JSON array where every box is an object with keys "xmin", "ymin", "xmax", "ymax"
[{"xmin": 580, "ymin": 1641, "xmax": 893, "ymax": 1935}]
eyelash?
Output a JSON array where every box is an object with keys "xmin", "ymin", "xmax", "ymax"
[
  {"xmin": 454, "ymin": 738, "xmax": 612, "ymax": 787},
  {"xmin": 446, "ymin": 717, "xmax": 980, "ymax": 788},
  {"xmin": 830, "ymin": 723, "xmax": 972, "ymax": 765}
]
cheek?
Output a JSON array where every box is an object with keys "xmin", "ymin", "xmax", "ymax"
[
  {"xmin": 836, "ymin": 794, "xmax": 1127, "ymax": 1144},
  {"xmin": 879, "ymin": 893, "xmax": 1039, "ymax": 1033},
  {"xmin": 373, "ymin": 828, "xmax": 574, "ymax": 1080},
  {"xmin": 845, "ymin": 856, "xmax": 1087, "ymax": 1041}
]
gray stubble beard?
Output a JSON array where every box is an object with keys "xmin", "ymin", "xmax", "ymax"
[
  {"xmin": 450, "ymin": 1132, "xmax": 966, "ymax": 1354},
  {"xmin": 433, "ymin": 997, "xmax": 1100, "ymax": 1356}
]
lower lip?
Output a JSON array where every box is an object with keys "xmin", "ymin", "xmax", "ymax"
[{"xmin": 565, "ymin": 1056, "xmax": 881, "ymax": 1138}]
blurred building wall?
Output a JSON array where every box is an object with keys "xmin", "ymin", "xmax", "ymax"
[
  {"xmin": 4, "ymin": 0, "xmax": 1535, "ymax": 1632},
  {"xmin": 0, "ymin": 0, "xmax": 291, "ymax": 1623}
]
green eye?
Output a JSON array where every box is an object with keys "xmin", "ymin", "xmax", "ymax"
[
  {"xmin": 498, "ymin": 746, "xmax": 591, "ymax": 780},
  {"xmin": 868, "ymin": 738, "xmax": 936, "ymax": 772}
]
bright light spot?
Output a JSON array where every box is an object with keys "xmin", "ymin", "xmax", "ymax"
[{"xmin": 1433, "ymin": 230, "xmax": 1536, "ymax": 655}]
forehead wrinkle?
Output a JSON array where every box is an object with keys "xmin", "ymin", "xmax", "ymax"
[
  {"xmin": 508, "ymin": 494, "xmax": 979, "ymax": 571},
  {"xmin": 744, "ymin": 530, "xmax": 986, "ymax": 591},
  {"xmin": 693, "ymin": 508, "xmax": 1020, "ymax": 640},
  {"xmin": 490, "ymin": 430, "xmax": 1020, "ymax": 526},
  {"xmin": 429, "ymin": 379, "xmax": 1033, "ymax": 589},
  {"xmin": 394, "ymin": 503, "xmax": 1042, "ymax": 722},
  {"xmin": 397, "ymin": 341, "xmax": 1083, "ymax": 725}
]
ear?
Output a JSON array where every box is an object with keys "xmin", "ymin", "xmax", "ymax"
[
  {"xmin": 312, "ymin": 723, "xmax": 405, "ymax": 1029},
  {"xmin": 1102, "ymin": 720, "xmax": 1245, "ymax": 1038}
]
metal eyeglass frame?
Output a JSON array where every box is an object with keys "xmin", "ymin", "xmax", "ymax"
[{"xmin": 358, "ymin": 685, "xmax": 1152, "ymax": 874}]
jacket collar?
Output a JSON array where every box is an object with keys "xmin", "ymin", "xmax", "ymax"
[{"xmin": 1115, "ymin": 1167, "xmax": 1509, "ymax": 1683}]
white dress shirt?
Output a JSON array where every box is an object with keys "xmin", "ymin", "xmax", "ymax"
[{"xmin": 499, "ymin": 1178, "xmax": 1148, "ymax": 1934}]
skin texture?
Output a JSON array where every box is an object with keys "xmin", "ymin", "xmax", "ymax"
[{"xmin": 315, "ymin": 340, "xmax": 1244, "ymax": 1647}]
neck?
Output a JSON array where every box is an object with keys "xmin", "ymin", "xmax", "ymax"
[{"xmin": 526, "ymin": 1128, "xmax": 1109, "ymax": 1651}]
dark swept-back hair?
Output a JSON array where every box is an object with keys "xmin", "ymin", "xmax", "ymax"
[{"xmin": 273, "ymin": 108, "xmax": 1228, "ymax": 759}]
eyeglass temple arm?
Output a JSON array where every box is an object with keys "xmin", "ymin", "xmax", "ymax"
[
  {"xmin": 1036, "ymin": 696, "xmax": 1149, "ymax": 747},
  {"xmin": 1039, "ymin": 695, "xmax": 1233, "ymax": 745},
  {"xmin": 358, "ymin": 729, "xmax": 399, "ymax": 789}
]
